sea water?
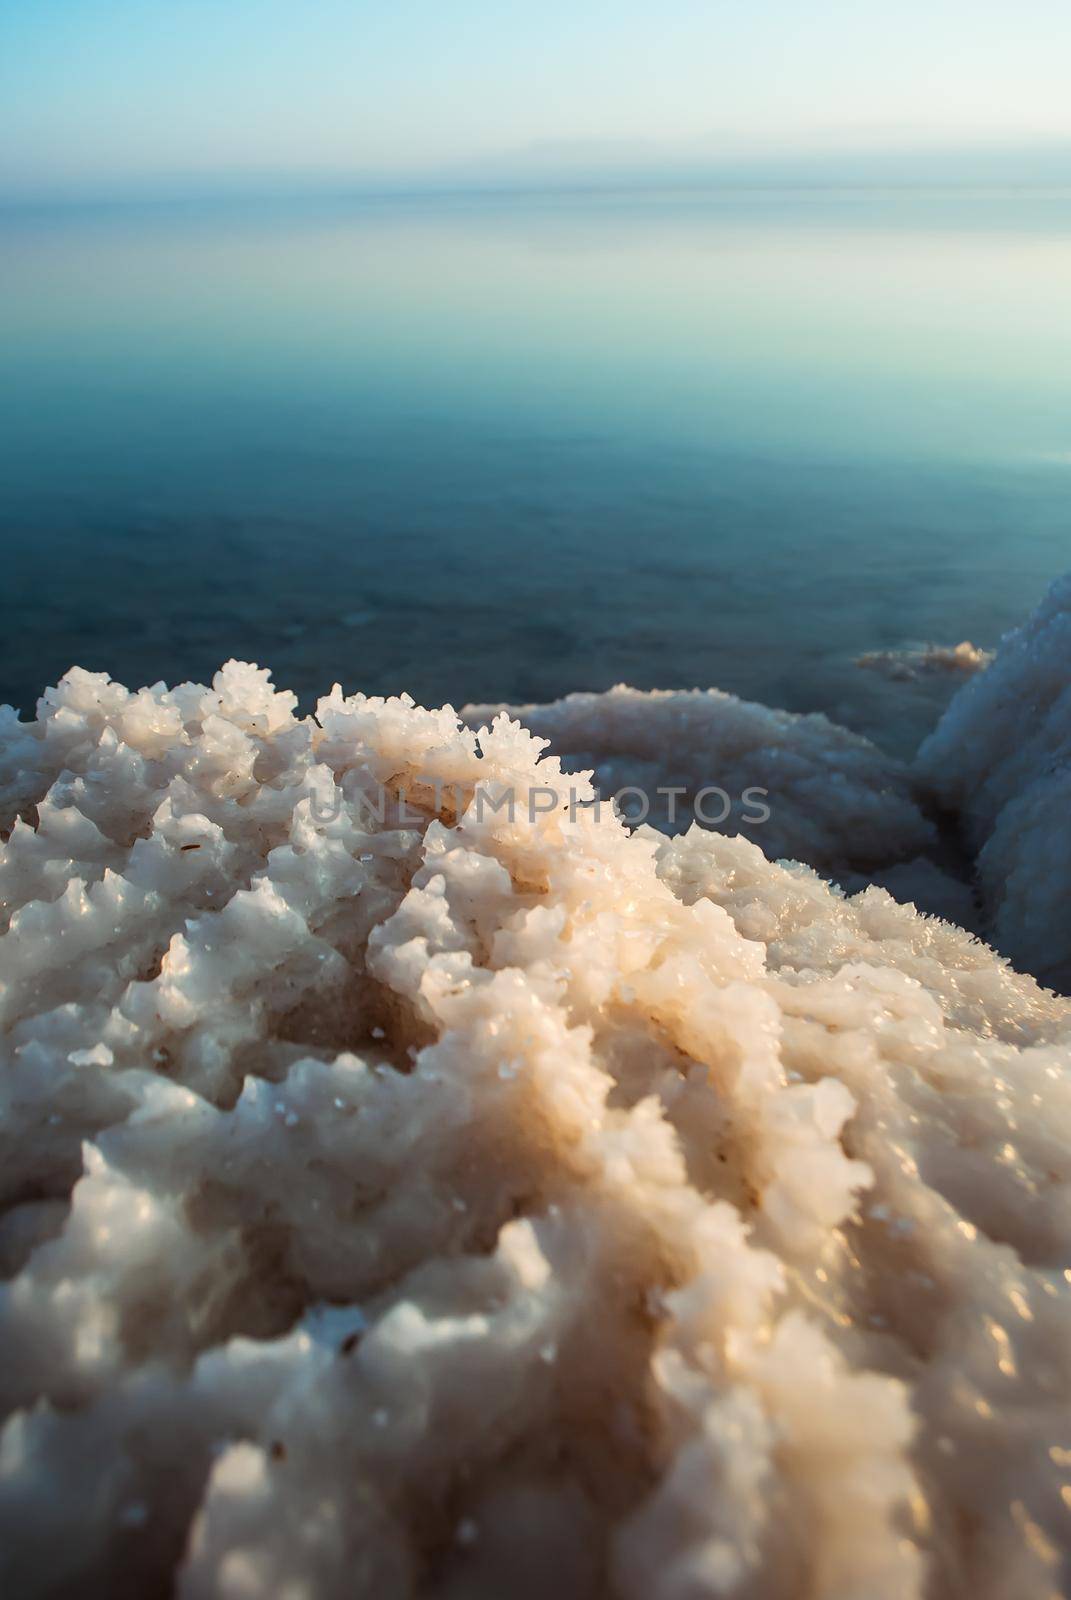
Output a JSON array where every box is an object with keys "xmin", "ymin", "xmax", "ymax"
[{"xmin": 1, "ymin": 186, "xmax": 1069, "ymax": 752}]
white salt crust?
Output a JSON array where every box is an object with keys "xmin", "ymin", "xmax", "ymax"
[
  {"xmin": 0, "ymin": 663, "xmax": 1069, "ymax": 1600},
  {"xmin": 462, "ymin": 684, "xmax": 935, "ymax": 870},
  {"xmin": 918, "ymin": 575, "xmax": 1071, "ymax": 992}
]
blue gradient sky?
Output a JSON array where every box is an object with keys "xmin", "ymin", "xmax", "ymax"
[{"xmin": 3, "ymin": 0, "xmax": 1070, "ymax": 195}]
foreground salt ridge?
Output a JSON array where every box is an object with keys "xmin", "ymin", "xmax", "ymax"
[
  {"xmin": 918, "ymin": 573, "xmax": 1071, "ymax": 994},
  {"xmin": 0, "ymin": 666, "xmax": 1069, "ymax": 1600}
]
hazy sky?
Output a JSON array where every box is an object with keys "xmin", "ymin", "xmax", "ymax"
[{"xmin": 3, "ymin": 0, "xmax": 1070, "ymax": 194}]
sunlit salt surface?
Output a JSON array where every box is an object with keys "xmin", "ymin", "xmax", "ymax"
[{"xmin": 1, "ymin": 627, "xmax": 1070, "ymax": 1598}]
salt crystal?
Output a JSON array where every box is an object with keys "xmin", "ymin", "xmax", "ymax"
[{"xmin": 1, "ymin": 625, "xmax": 1069, "ymax": 1598}]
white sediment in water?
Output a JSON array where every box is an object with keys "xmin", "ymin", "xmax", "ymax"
[
  {"xmin": 1, "ymin": 655, "xmax": 1070, "ymax": 1600},
  {"xmin": 855, "ymin": 641, "xmax": 993, "ymax": 683},
  {"xmin": 918, "ymin": 574, "xmax": 1071, "ymax": 993}
]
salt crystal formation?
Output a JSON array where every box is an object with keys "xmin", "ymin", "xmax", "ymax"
[
  {"xmin": 856, "ymin": 641, "xmax": 993, "ymax": 683},
  {"xmin": 919, "ymin": 574, "xmax": 1071, "ymax": 992},
  {"xmin": 1, "ymin": 662, "xmax": 1070, "ymax": 1600},
  {"xmin": 462, "ymin": 684, "xmax": 934, "ymax": 870}
]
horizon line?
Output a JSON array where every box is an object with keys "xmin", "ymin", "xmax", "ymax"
[{"xmin": 2, "ymin": 135, "xmax": 1070, "ymax": 211}]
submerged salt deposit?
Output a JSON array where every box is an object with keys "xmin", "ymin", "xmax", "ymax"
[
  {"xmin": 918, "ymin": 574, "xmax": 1071, "ymax": 993},
  {"xmin": 1, "ymin": 660, "xmax": 1070, "ymax": 1599},
  {"xmin": 855, "ymin": 641, "xmax": 993, "ymax": 683}
]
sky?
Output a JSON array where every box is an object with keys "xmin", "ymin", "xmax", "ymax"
[{"xmin": 2, "ymin": 0, "xmax": 1070, "ymax": 196}]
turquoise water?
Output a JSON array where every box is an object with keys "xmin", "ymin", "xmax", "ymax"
[{"xmin": 1, "ymin": 189, "xmax": 1069, "ymax": 749}]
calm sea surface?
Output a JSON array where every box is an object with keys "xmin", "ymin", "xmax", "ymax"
[{"xmin": 2, "ymin": 188, "xmax": 1069, "ymax": 752}]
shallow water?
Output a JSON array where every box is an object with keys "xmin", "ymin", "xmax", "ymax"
[{"xmin": 1, "ymin": 187, "xmax": 1069, "ymax": 753}]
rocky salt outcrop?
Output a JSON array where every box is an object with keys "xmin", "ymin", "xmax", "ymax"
[{"xmin": 918, "ymin": 574, "xmax": 1071, "ymax": 992}]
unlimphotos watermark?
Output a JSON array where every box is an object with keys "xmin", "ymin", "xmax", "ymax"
[{"xmin": 306, "ymin": 772, "xmax": 771, "ymax": 829}]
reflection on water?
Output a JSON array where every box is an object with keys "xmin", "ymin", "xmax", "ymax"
[{"xmin": 1, "ymin": 188, "xmax": 1069, "ymax": 752}]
